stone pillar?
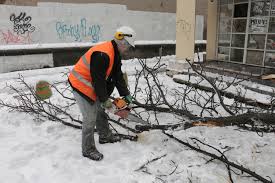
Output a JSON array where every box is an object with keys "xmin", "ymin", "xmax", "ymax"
[
  {"xmin": 167, "ymin": 0, "xmax": 196, "ymax": 74},
  {"xmin": 206, "ymin": 0, "xmax": 218, "ymax": 60}
]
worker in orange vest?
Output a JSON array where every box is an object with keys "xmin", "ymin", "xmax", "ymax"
[{"xmin": 68, "ymin": 26, "xmax": 135, "ymax": 161}]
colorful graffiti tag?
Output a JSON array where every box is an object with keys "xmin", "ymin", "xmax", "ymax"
[
  {"xmin": 0, "ymin": 12, "xmax": 35, "ymax": 44},
  {"xmin": 0, "ymin": 29, "xmax": 33, "ymax": 44},
  {"xmin": 55, "ymin": 18, "xmax": 101, "ymax": 43}
]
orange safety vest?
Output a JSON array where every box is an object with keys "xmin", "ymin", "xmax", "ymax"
[{"xmin": 68, "ymin": 41, "xmax": 115, "ymax": 101}]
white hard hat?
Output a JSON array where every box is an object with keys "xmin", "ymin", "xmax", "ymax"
[{"xmin": 115, "ymin": 26, "xmax": 136, "ymax": 47}]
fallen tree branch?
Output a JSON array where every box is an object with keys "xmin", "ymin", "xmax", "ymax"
[
  {"xmin": 173, "ymin": 78, "xmax": 273, "ymax": 110},
  {"xmin": 163, "ymin": 131, "xmax": 273, "ymax": 183},
  {"xmin": 108, "ymin": 118, "xmax": 141, "ymax": 134},
  {"xmin": 190, "ymin": 138, "xmax": 234, "ymax": 183},
  {"xmin": 135, "ymin": 112, "xmax": 275, "ymax": 134}
]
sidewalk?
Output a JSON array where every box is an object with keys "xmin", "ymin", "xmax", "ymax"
[{"xmin": 199, "ymin": 60, "xmax": 275, "ymax": 88}]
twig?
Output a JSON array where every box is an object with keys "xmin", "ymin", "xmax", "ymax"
[
  {"xmin": 186, "ymin": 59, "xmax": 234, "ymax": 115},
  {"xmin": 135, "ymin": 154, "xmax": 167, "ymax": 172}
]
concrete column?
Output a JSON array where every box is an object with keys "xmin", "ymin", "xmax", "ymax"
[
  {"xmin": 167, "ymin": 0, "xmax": 196, "ymax": 74},
  {"xmin": 176, "ymin": 0, "xmax": 196, "ymax": 61},
  {"xmin": 206, "ymin": 0, "xmax": 218, "ymax": 60}
]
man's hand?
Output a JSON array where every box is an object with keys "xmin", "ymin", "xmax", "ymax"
[
  {"xmin": 124, "ymin": 95, "xmax": 133, "ymax": 104},
  {"xmin": 101, "ymin": 99, "xmax": 113, "ymax": 109}
]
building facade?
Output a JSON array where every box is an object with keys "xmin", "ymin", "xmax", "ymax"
[
  {"xmin": 214, "ymin": 0, "xmax": 275, "ymax": 68},
  {"xmin": 0, "ymin": 0, "xmax": 209, "ymax": 73},
  {"xmin": 174, "ymin": 0, "xmax": 275, "ymax": 70}
]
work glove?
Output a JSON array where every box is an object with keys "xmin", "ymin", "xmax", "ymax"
[
  {"xmin": 101, "ymin": 99, "xmax": 113, "ymax": 109},
  {"xmin": 124, "ymin": 95, "xmax": 133, "ymax": 104}
]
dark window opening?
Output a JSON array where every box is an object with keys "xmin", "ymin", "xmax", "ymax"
[{"xmin": 234, "ymin": 3, "xmax": 248, "ymax": 17}]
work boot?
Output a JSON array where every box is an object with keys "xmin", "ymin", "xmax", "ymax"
[
  {"xmin": 99, "ymin": 133, "xmax": 121, "ymax": 144},
  {"xmin": 83, "ymin": 150, "xmax": 104, "ymax": 161}
]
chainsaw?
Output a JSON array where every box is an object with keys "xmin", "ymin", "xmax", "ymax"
[{"xmin": 107, "ymin": 97, "xmax": 149, "ymax": 125}]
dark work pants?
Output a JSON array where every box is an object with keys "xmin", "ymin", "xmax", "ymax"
[{"xmin": 73, "ymin": 91, "xmax": 111, "ymax": 154}]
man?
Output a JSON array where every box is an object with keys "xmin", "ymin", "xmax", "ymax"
[{"xmin": 68, "ymin": 26, "xmax": 135, "ymax": 161}]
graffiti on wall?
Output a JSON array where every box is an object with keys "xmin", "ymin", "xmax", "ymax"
[
  {"xmin": 55, "ymin": 18, "xmax": 101, "ymax": 43},
  {"xmin": 176, "ymin": 19, "xmax": 192, "ymax": 34},
  {"xmin": 0, "ymin": 12, "xmax": 35, "ymax": 44},
  {"xmin": 10, "ymin": 12, "xmax": 35, "ymax": 35},
  {"xmin": 0, "ymin": 30, "xmax": 33, "ymax": 44}
]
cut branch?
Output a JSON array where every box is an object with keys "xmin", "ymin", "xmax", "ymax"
[{"xmin": 173, "ymin": 78, "xmax": 273, "ymax": 110}]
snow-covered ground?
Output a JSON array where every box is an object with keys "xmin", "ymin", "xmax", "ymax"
[{"xmin": 0, "ymin": 56, "xmax": 274, "ymax": 183}]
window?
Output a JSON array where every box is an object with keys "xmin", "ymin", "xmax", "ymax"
[
  {"xmin": 232, "ymin": 34, "xmax": 246, "ymax": 47},
  {"xmin": 271, "ymin": 0, "xmax": 275, "ymax": 16},
  {"xmin": 218, "ymin": 34, "xmax": 231, "ymax": 47},
  {"xmin": 233, "ymin": 19, "xmax": 247, "ymax": 32},
  {"xmin": 249, "ymin": 17, "xmax": 269, "ymax": 33},
  {"xmin": 217, "ymin": 0, "xmax": 275, "ymax": 67},
  {"xmin": 266, "ymin": 35, "xmax": 275, "ymax": 50},
  {"xmin": 265, "ymin": 52, "xmax": 275, "ymax": 67},
  {"xmin": 269, "ymin": 17, "xmax": 275, "ymax": 32},
  {"xmin": 250, "ymin": 1, "xmax": 270, "ymax": 17},
  {"xmin": 246, "ymin": 50, "xmax": 264, "ymax": 65},
  {"xmin": 234, "ymin": 3, "xmax": 248, "ymax": 17},
  {"xmin": 218, "ymin": 47, "xmax": 230, "ymax": 61},
  {"xmin": 219, "ymin": 4, "xmax": 233, "ymax": 33},
  {"xmin": 230, "ymin": 48, "xmax": 244, "ymax": 62},
  {"xmin": 247, "ymin": 34, "xmax": 266, "ymax": 49}
]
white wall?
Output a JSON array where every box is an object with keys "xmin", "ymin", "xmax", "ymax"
[
  {"xmin": 0, "ymin": 3, "xmax": 204, "ymax": 46},
  {"xmin": 0, "ymin": 3, "xmax": 204, "ymax": 73},
  {"xmin": 0, "ymin": 3, "xmax": 176, "ymax": 46},
  {"xmin": 0, "ymin": 54, "xmax": 53, "ymax": 73}
]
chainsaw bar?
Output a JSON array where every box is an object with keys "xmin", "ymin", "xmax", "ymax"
[
  {"xmin": 126, "ymin": 113, "xmax": 150, "ymax": 125},
  {"xmin": 105, "ymin": 106, "xmax": 149, "ymax": 125},
  {"xmin": 107, "ymin": 97, "xmax": 150, "ymax": 125}
]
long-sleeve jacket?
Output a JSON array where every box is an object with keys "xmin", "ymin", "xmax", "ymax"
[
  {"xmin": 68, "ymin": 40, "xmax": 129, "ymax": 103},
  {"xmin": 90, "ymin": 40, "xmax": 129, "ymax": 102}
]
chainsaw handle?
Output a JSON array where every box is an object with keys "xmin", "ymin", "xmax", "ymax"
[{"xmin": 112, "ymin": 98, "xmax": 128, "ymax": 109}]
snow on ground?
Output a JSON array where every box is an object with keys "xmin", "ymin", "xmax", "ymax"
[
  {"xmin": 0, "ymin": 56, "xmax": 274, "ymax": 183},
  {"xmin": 174, "ymin": 72, "xmax": 274, "ymax": 105}
]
